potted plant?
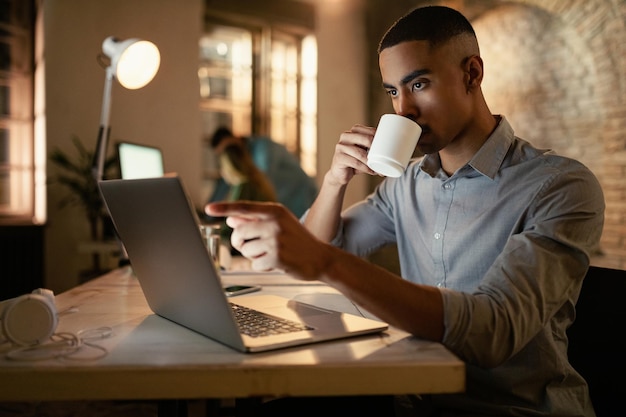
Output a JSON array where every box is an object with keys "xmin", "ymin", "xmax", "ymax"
[{"xmin": 49, "ymin": 135, "xmax": 117, "ymax": 273}]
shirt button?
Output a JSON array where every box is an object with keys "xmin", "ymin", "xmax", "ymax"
[
  {"xmin": 434, "ymin": 232, "xmax": 442, "ymax": 240},
  {"xmin": 437, "ymin": 282, "xmax": 444, "ymax": 288},
  {"xmin": 444, "ymin": 184, "xmax": 452, "ymax": 189}
]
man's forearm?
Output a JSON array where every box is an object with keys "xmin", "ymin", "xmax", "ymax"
[{"xmin": 303, "ymin": 172, "xmax": 348, "ymax": 242}]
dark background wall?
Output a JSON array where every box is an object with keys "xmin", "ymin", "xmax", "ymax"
[{"xmin": 0, "ymin": 226, "xmax": 44, "ymax": 299}]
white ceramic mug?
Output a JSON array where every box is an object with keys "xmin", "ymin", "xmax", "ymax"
[{"xmin": 367, "ymin": 114, "xmax": 422, "ymax": 177}]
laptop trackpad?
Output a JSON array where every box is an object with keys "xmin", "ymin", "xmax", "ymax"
[{"xmin": 287, "ymin": 299, "xmax": 335, "ymax": 317}]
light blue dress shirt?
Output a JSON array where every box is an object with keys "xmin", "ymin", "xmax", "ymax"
[{"xmin": 333, "ymin": 117, "xmax": 604, "ymax": 416}]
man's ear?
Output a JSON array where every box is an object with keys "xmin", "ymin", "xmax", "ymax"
[{"xmin": 465, "ymin": 55, "xmax": 484, "ymax": 90}]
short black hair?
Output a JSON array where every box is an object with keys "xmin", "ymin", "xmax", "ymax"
[
  {"xmin": 210, "ymin": 126, "xmax": 234, "ymax": 148},
  {"xmin": 378, "ymin": 6, "xmax": 476, "ymax": 53}
]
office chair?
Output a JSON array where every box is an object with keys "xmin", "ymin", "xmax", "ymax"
[{"xmin": 567, "ymin": 265, "xmax": 626, "ymax": 417}]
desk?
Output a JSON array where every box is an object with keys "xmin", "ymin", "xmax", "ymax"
[{"xmin": 0, "ymin": 267, "xmax": 464, "ymax": 407}]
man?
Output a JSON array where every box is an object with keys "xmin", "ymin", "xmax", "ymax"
[
  {"xmin": 207, "ymin": 6, "xmax": 604, "ymax": 416},
  {"xmin": 207, "ymin": 127, "xmax": 318, "ymax": 218}
]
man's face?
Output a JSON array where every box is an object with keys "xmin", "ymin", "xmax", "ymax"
[{"xmin": 379, "ymin": 40, "xmax": 474, "ymax": 155}]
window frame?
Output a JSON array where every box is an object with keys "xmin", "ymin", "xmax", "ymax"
[
  {"xmin": 0, "ymin": 0, "xmax": 39, "ymax": 225},
  {"xmin": 200, "ymin": 5, "xmax": 317, "ymax": 181}
]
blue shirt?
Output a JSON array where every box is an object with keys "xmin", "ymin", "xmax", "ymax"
[{"xmin": 334, "ymin": 117, "xmax": 604, "ymax": 416}]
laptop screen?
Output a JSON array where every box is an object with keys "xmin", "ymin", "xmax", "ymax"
[{"xmin": 117, "ymin": 142, "xmax": 164, "ymax": 179}]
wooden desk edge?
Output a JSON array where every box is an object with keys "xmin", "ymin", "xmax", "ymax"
[{"xmin": 0, "ymin": 362, "xmax": 465, "ymax": 401}]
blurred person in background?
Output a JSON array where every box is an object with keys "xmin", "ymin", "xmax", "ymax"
[
  {"xmin": 207, "ymin": 139, "xmax": 277, "ymax": 253},
  {"xmin": 206, "ymin": 127, "xmax": 317, "ymax": 218}
]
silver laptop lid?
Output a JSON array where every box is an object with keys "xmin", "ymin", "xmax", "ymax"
[{"xmin": 99, "ymin": 175, "xmax": 246, "ymax": 351}]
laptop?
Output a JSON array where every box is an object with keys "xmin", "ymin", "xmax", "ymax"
[
  {"xmin": 117, "ymin": 141, "xmax": 165, "ymax": 179},
  {"xmin": 98, "ymin": 175, "xmax": 388, "ymax": 353}
]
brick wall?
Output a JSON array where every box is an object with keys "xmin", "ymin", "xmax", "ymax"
[
  {"xmin": 366, "ymin": 0, "xmax": 626, "ymax": 270},
  {"xmin": 473, "ymin": 0, "xmax": 626, "ymax": 269}
]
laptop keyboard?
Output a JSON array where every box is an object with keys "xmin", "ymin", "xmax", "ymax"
[{"xmin": 230, "ymin": 303, "xmax": 313, "ymax": 338}]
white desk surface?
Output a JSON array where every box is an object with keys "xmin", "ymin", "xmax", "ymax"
[{"xmin": 0, "ymin": 267, "xmax": 464, "ymax": 402}]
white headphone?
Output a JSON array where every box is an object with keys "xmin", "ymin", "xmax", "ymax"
[{"xmin": 0, "ymin": 289, "xmax": 58, "ymax": 346}]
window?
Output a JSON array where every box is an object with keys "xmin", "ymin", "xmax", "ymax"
[
  {"xmin": 0, "ymin": 0, "xmax": 40, "ymax": 225},
  {"xmin": 298, "ymin": 35, "xmax": 317, "ymax": 176},
  {"xmin": 199, "ymin": 5, "xmax": 317, "ymax": 193},
  {"xmin": 268, "ymin": 31, "xmax": 318, "ymax": 176},
  {"xmin": 199, "ymin": 24, "xmax": 254, "ymax": 183}
]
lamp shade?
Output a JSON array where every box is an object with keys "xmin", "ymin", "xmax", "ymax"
[{"xmin": 102, "ymin": 36, "xmax": 160, "ymax": 89}]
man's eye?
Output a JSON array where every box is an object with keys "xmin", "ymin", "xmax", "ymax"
[
  {"xmin": 411, "ymin": 82, "xmax": 424, "ymax": 91},
  {"xmin": 385, "ymin": 89, "xmax": 397, "ymax": 97}
]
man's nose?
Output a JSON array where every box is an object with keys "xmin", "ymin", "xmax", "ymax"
[{"xmin": 394, "ymin": 93, "xmax": 419, "ymax": 120}]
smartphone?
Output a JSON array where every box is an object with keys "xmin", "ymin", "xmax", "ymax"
[{"xmin": 223, "ymin": 285, "xmax": 261, "ymax": 297}]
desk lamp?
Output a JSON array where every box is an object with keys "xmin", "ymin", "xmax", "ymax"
[
  {"xmin": 92, "ymin": 36, "xmax": 160, "ymax": 268},
  {"xmin": 92, "ymin": 36, "xmax": 160, "ymax": 181}
]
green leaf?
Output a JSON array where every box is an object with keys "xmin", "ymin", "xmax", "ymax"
[{"xmin": 49, "ymin": 135, "xmax": 117, "ymax": 240}]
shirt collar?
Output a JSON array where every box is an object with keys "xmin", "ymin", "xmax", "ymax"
[{"xmin": 419, "ymin": 116, "xmax": 515, "ymax": 180}]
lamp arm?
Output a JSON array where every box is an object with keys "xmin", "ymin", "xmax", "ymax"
[{"xmin": 92, "ymin": 67, "xmax": 114, "ymax": 182}]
